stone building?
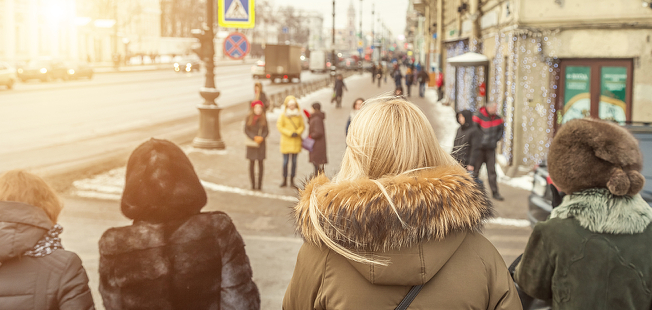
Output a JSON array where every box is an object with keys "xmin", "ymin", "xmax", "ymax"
[{"xmin": 413, "ymin": 0, "xmax": 652, "ymax": 175}]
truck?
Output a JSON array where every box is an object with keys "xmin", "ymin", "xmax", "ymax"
[
  {"xmin": 309, "ymin": 50, "xmax": 327, "ymax": 73},
  {"xmin": 264, "ymin": 44, "xmax": 302, "ymax": 83}
]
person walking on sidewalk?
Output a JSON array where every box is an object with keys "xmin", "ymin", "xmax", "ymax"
[
  {"xmin": 283, "ymin": 96, "xmax": 521, "ymax": 310},
  {"xmin": 472, "ymin": 103, "xmax": 505, "ymax": 201},
  {"xmin": 452, "ymin": 110, "xmax": 482, "ymax": 172},
  {"xmin": 245, "ymin": 100, "xmax": 269, "ymax": 190},
  {"xmin": 307, "ymin": 102, "xmax": 327, "ymax": 175},
  {"xmin": 417, "ymin": 67, "xmax": 430, "ymax": 98},
  {"xmin": 98, "ymin": 139, "xmax": 260, "ymax": 310},
  {"xmin": 0, "ymin": 170, "xmax": 95, "ymax": 310},
  {"xmin": 346, "ymin": 98, "xmax": 365, "ymax": 136},
  {"xmin": 405, "ymin": 67, "xmax": 414, "ymax": 97},
  {"xmin": 253, "ymin": 82, "xmax": 270, "ymax": 111},
  {"xmin": 376, "ymin": 63, "xmax": 383, "ymax": 88},
  {"xmin": 371, "ymin": 62, "xmax": 377, "ymax": 83},
  {"xmin": 331, "ymin": 74, "xmax": 348, "ymax": 108},
  {"xmin": 277, "ymin": 96, "xmax": 305, "ymax": 188},
  {"xmin": 393, "ymin": 65, "xmax": 403, "ymax": 89}
]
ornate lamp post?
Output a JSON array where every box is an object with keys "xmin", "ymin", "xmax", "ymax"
[{"xmin": 192, "ymin": 0, "xmax": 225, "ymax": 149}]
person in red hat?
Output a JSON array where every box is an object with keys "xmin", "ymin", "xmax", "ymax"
[{"xmin": 245, "ymin": 100, "xmax": 269, "ymax": 190}]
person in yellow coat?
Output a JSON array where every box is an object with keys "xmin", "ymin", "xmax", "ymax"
[{"xmin": 277, "ymin": 95, "xmax": 305, "ymax": 188}]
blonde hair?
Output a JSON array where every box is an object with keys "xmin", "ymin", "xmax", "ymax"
[
  {"xmin": 310, "ymin": 95, "xmax": 459, "ymax": 265},
  {"xmin": 0, "ymin": 170, "xmax": 63, "ymax": 223},
  {"xmin": 254, "ymin": 82, "xmax": 263, "ymax": 100}
]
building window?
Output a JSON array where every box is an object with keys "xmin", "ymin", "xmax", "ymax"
[{"xmin": 558, "ymin": 59, "xmax": 633, "ymax": 125}]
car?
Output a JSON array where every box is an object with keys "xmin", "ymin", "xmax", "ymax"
[
  {"xmin": 251, "ymin": 58, "xmax": 265, "ymax": 79},
  {"xmin": 527, "ymin": 123, "xmax": 652, "ymax": 227},
  {"xmin": 0, "ymin": 62, "xmax": 17, "ymax": 89},
  {"xmin": 173, "ymin": 57, "xmax": 201, "ymax": 72},
  {"xmin": 64, "ymin": 61, "xmax": 93, "ymax": 80},
  {"xmin": 17, "ymin": 58, "xmax": 68, "ymax": 82}
]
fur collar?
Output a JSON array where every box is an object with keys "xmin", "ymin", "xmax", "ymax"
[
  {"xmin": 294, "ymin": 166, "xmax": 493, "ymax": 251},
  {"xmin": 551, "ymin": 188, "xmax": 652, "ymax": 234}
]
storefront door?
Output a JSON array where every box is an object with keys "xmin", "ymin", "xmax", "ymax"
[{"xmin": 557, "ymin": 59, "xmax": 633, "ymax": 126}]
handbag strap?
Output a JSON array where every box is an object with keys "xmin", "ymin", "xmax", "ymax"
[
  {"xmin": 395, "ymin": 285, "xmax": 423, "ymax": 310},
  {"xmin": 284, "ymin": 114, "xmax": 299, "ymax": 130}
]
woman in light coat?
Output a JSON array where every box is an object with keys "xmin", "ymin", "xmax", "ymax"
[
  {"xmin": 283, "ymin": 96, "xmax": 521, "ymax": 310},
  {"xmin": 277, "ymin": 95, "xmax": 305, "ymax": 188}
]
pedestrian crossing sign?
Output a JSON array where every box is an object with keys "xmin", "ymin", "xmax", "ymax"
[{"xmin": 218, "ymin": 0, "xmax": 255, "ymax": 29}]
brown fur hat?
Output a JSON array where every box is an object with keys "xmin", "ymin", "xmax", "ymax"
[{"xmin": 548, "ymin": 118, "xmax": 644, "ymax": 196}]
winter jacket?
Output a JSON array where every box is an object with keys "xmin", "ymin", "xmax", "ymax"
[
  {"xmin": 257, "ymin": 91, "xmax": 270, "ymax": 111},
  {"xmin": 405, "ymin": 70, "xmax": 414, "ymax": 85},
  {"xmin": 417, "ymin": 70, "xmax": 430, "ymax": 84},
  {"xmin": 393, "ymin": 69, "xmax": 403, "ymax": 87},
  {"xmin": 277, "ymin": 109, "xmax": 305, "ymax": 154},
  {"xmin": 0, "ymin": 201, "xmax": 95, "ymax": 310},
  {"xmin": 515, "ymin": 188, "xmax": 652, "ymax": 310},
  {"xmin": 283, "ymin": 166, "xmax": 522, "ymax": 310},
  {"xmin": 473, "ymin": 106, "xmax": 504, "ymax": 149},
  {"xmin": 333, "ymin": 80, "xmax": 347, "ymax": 97},
  {"xmin": 308, "ymin": 111, "xmax": 327, "ymax": 165},
  {"xmin": 245, "ymin": 116, "xmax": 269, "ymax": 161},
  {"xmin": 452, "ymin": 110, "xmax": 482, "ymax": 166}
]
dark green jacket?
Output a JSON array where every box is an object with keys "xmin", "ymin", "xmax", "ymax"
[{"xmin": 515, "ymin": 189, "xmax": 652, "ymax": 310}]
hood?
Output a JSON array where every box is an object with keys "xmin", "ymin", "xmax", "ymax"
[
  {"xmin": 0, "ymin": 201, "xmax": 52, "ymax": 263},
  {"xmin": 457, "ymin": 110, "xmax": 473, "ymax": 128},
  {"xmin": 479, "ymin": 106, "xmax": 489, "ymax": 117},
  {"xmin": 295, "ymin": 166, "xmax": 493, "ymax": 285},
  {"xmin": 121, "ymin": 138, "xmax": 207, "ymax": 223}
]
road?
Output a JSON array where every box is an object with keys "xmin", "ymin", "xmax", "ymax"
[{"xmin": 0, "ymin": 65, "xmax": 329, "ymax": 174}]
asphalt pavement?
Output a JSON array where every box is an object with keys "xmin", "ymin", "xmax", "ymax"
[{"xmin": 54, "ymin": 73, "xmax": 533, "ymax": 309}]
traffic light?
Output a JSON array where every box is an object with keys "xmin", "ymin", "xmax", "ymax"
[{"xmin": 191, "ymin": 28, "xmax": 212, "ymax": 61}]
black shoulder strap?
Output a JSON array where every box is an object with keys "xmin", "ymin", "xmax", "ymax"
[{"xmin": 395, "ymin": 285, "xmax": 424, "ymax": 310}]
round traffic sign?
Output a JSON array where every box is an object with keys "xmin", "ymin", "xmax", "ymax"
[{"xmin": 223, "ymin": 32, "xmax": 250, "ymax": 60}]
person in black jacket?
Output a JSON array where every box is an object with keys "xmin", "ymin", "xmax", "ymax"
[
  {"xmin": 452, "ymin": 110, "xmax": 482, "ymax": 172},
  {"xmin": 99, "ymin": 138, "xmax": 260, "ymax": 310},
  {"xmin": 331, "ymin": 74, "xmax": 348, "ymax": 108},
  {"xmin": 308, "ymin": 103, "xmax": 327, "ymax": 175},
  {"xmin": 245, "ymin": 100, "xmax": 269, "ymax": 190},
  {"xmin": 472, "ymin": 103, "xmax": 505, "ymax": 201}
]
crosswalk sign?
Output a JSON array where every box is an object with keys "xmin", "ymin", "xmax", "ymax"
[{"xmin": 218, "ymin": 0, "xmax": 255, "ymax": 29}]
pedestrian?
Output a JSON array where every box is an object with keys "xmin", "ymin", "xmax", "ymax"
[
  {"xmin": 0, "ymin": 170, "xmax": 95, "ymax": 309},
  {"xmin": 376, "ymin": 63, "xmax": 383, "ymax": 88},
  {"xmin": 331, "ymin": 74, "xmax": 347, "ymax": 108},
  {"xmin": 98, "ymin": 138, "xmax": 260, "ymax": 310},
  {"xmin": 283, "ymin": 96, "xmax": 521, "ymax": 309},
  {"xmin": 393, "ymin": 65, "xmax": 403, "ymax": 89},
  {"xmin": 435, "ymin": 71, "xmax": 444, "ymax": 100},
  {"xmin": 346, "ymin": 97, "xmax": 364, "ymax": 136},
  {"xmin": 277, "ymin": 95, "xmax": 305, "ymax": 188},
  {"xmin": 405, "ymin": 67, "xmax": 414, "ymax": 97},
  {"xmin": 383, "ymin": 63, "xmax": 388, "ymax": 83},
  {"xmin": 245, "ymin": 100, "xmax": 269, "ymax": 190},
  {"xmin": 472, "ymin": 102, "xmax": 504, "ymax": 201},
  {"xmin": 417, "ymin": 67, "xmax": 430, "ymax": 98},
  {"xmin": 254, "ymin": 82, "xmax": 270, "ymax": 111},
  {"xmin": 452, "ymin": 110, "xmax": 482, "ymax": 172},
  {"xmin": 308, "ymin": 102, "xmax": 327, "ymax": 175},
  {"xmin": 371, "ymin": 62, "xmax": 377, "ymax": 83},
  {"xmin": 514, "ymin": 118, "xmax": 652, "ymax": 310}
]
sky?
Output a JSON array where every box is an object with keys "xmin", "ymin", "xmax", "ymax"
[{"xmin": 267, "ymin": 0, "xmax": 409, "ymax": 40}]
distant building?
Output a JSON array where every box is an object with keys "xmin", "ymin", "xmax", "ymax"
[{"xmin": 306, "ymin": 13, "xmax": 324, "ymax": 51}]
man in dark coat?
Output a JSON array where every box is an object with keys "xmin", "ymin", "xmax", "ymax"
[
  {"xmin": 308, "ymin": 103, "xmax": 327, "ymax": 175},
  {"xmin": 417, "ymin": 68, "xmax": 430, "ymax": 98},
  {"xmin": 472, "ymin": 103, "xmax": 504, "ymax": 201},
  {"xmin": 98, "ymin": 138, "xmax": 260, "ymax": 310},
  {"xmin": 331, "ymin": 75, "xmax": 347, "ymax": 108},
  {"xmin": 452, "ymin": 110, "xmax": 482, "ymax": 171}
]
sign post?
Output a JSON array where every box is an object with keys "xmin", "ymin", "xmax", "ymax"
[{"xmin": 218, "ymin": 0, "xmax": 255, "ymax": 29}]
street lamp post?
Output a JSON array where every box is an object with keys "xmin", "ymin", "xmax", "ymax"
[
  {"xmin": 359, "ymin": 0, "xmax": 363, "ymax": 74},
  {"xmin": 332, "ymin": 0, "xmax": 336, "ymax": 78},
  {"xmin": 192, "ymin": 0, "xmax": 225, "ymax": 149}
]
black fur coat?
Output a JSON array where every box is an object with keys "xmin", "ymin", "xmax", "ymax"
[{"xmin": 99, "ymin": 211, "xmax": 260, "ymax": 310}]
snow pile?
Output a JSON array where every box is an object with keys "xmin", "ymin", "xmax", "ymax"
[{"xmin": 425, "ymin": 89, "xmax": 458, "ymax": 153}]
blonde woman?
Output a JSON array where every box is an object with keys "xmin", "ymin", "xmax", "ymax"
[
  {"xmin": 0, "ymin": 170, "xmax": 95, "ymax": 309},
  {"xmin": 277, "ymin": 95, "xmax": 305, "ymax": 188},
  {"xmin": 283, "ymin": 97, "xmax": 521, "ymax": 309}
]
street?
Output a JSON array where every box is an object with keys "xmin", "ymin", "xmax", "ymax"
[
  {"xmin": 0, "ymin": 65, "xmax": 330, "ymax": 175},
  {"xmin": 34, "ymin": 73, "xmax": 534, "ymax": 309}
]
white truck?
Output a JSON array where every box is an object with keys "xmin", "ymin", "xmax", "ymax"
[{"xmin": 309, "ymin": 50, "xmax": 327, "ymax": 73}]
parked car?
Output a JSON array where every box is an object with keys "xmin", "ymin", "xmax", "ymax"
[
  {"xmin": 251, "ymin": 57, "xmax": 266, "ymax": 79},
  {"xmin": 64, "ymin": 61, "xmax": 93, "ymax": 80},
  {"xmin": 17, "ymin": 59, "xmax": 68, "ymax": 82},
  {"xmin": 300, "ymin": 55, "xmax": 309, "ymax": 70},
  {"xmin": 309, "ymin": 50, "xmax": 327, "ymax": 73},
  {"xmin": 0, "ymin": 62, "xmax": 17, "ymax": 89},
  {"xmin": 173, "ymin": 57, "xmax": 201, "ymax": 72},
  {"xmin": 527, "ymin": 122, "xmax": 652, "ymax": 227}
]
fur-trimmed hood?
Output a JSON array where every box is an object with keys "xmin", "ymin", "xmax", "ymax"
[
  {"xmin": 294, "ymin": 166, "xmax": 493, "ymax": 252},
  {"xmin": 551, "ymin": 188, "xmax": 652, "ymax": 234}
]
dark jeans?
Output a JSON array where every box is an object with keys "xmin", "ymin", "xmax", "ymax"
[
  {"xmin": 249, "ymin": 160, "xmax": 264, "ymax": 189},
  {"xmin": 282, "ymin": 153, "xmax": 298, "ymax": 178},
  {"xmin": 419, "ymin": 83, "xmax": 426, "ymax": 97},
  {"xmin": 406, "ymin": 83, "xmax": 412, "ymax": 97},
  {"xmin": 472, "ymin": 148, "xmax": 499, "ymax": 195}
]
